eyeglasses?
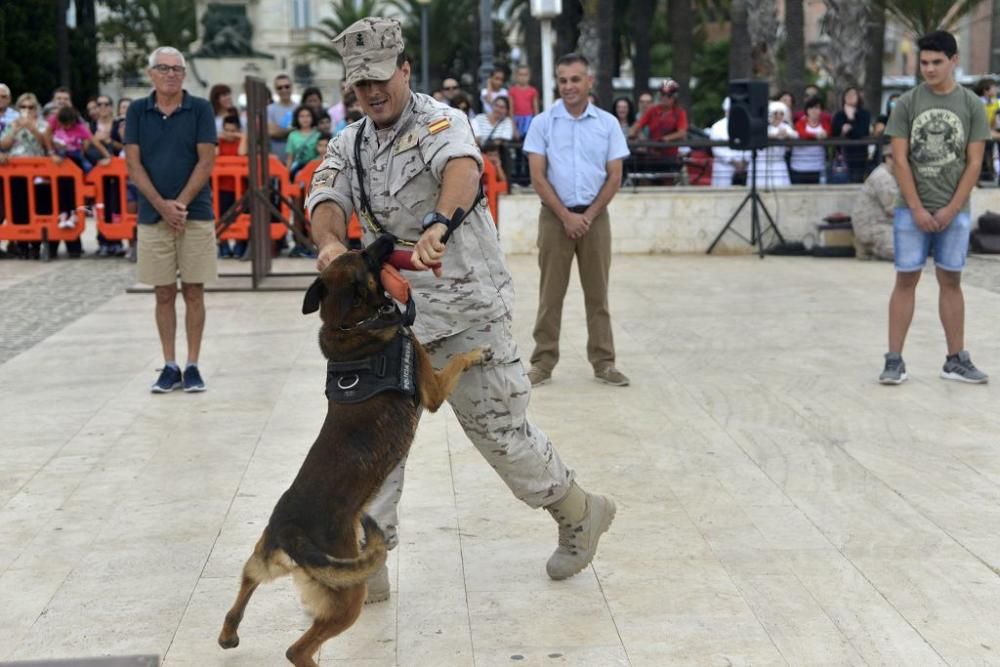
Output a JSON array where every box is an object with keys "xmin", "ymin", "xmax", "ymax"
[
  {"xmin": 151, "ymin": 64, "xmax": 185, "ymax": 75},
  {"xmin": 443, "ymin": 85, "xmax": 458, "ymax": 91},
  {"xmin": 276, "ymin": 84, "xmax": 291, "ymax": 90},
  {"xmin": 96, "ymin": 101, "xmax": 112, "ymax": 106}
]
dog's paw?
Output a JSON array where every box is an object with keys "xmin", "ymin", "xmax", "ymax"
[
  {"xmin": 477, "ymin": 346, "xmax": 494, "ymax": 364},
  {"xmin": 218, "ymin": 632, "xmax": 240, "ymax": 650}
]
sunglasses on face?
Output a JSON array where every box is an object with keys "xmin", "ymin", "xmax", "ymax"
[
  {"xmin": 276, "ymin": 84, "xmax": 291, "ymax": 90},
  {"xmin": 151, "ymin": 64, "xmax": 185, "ymax": 75}
]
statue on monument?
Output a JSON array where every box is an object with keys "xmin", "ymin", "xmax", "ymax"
[{"xmin": 194, "ymin": 4, "xmax": 271, "ymax": 58}]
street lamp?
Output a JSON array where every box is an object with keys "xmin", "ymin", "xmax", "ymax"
[
  {"xmin": 478, "ymin": 0, "xmax": 494, "ymax": 98},
  {"xmin": 530, "ymin": 0, "xmax": 561, "ymax": 111},
  {"xmin": 416, "ymin": 0, "xmax": 431, "ymax": 94}
]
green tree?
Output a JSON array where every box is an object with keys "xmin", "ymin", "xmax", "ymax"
[
  {"xmin": 98, "ymin": 0, "xmax": 197, "ymax": 86},
  {"xmin": 294, "ymin": 0, "xmax": 382, "ymax": 71},
  {"xmin": 690, "ymin": 39, "xmax": 729, "ymax": 127},
  {"xmin": 0, "ymin": 1, "xmax": 100, "ymax": 106},
  {"xmin": 386, "ymin": 0, "xmax": 509, "ymax": 93}
]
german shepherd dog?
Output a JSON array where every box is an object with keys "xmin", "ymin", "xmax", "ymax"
[{"xmin": 218, "ymin": 236, "xmax": 489, "ymax": 666}]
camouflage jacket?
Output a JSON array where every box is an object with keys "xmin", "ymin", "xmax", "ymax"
[
  {"xmin": 306, "ymin": 92, "xmax": 514, "ymax": 342},
  {"xmin": 851, "ymin": 163, "xmax": 898, "ymax": 233}
]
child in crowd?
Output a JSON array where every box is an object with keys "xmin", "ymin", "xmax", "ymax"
[
  {"xmin": 316, "ymin": 109, "xmax": 332, "ymax": 135},
  {"xmin": 508, "ymin": 65, "xmax": 540, "ymax": 136},
  {"xmin": 51, "ymin": 106, "xmax": 111, "ymax": 250},
  {"xmin": 216, "ymin": 113, "xmax": 247, "ymax": 258},
  {"xmin": 285, "ymin": 105, "xmax": 319, "ymax": 178}
]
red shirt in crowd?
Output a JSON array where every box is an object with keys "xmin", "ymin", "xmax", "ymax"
[
  {"xmin": 634, "ymin": 104, "xmax": 688, "ymax": 157},
  {"xmin": 794, "ymin": 115, "xmax": 832, "ymax": 139},
  {"xmin": 508, "ymin": 84, "xmax": 539, "ymax": 117}
]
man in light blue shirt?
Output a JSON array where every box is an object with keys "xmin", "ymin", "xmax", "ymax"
[{"xmin": 523, "ymin": 53, "xmax": 631, "ymax": 387}]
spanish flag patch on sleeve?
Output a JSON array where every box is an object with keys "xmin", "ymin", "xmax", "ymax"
[{"xmin": 428, "ymin": 117, "xmax": 450, "ymax": 135}]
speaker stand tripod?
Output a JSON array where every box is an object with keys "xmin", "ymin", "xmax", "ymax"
[{"xmin": 706, "ymin": 148, "xmax": 786, "ymax": 258}]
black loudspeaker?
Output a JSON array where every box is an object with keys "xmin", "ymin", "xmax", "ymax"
[{"xmin": 728, "ymin": 79, "xmax": 769, "ymax": 150}]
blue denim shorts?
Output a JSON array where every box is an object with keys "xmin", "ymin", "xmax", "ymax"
[{"xmin": 893, "ymin": 207, "xmax": 971, "ymax": 273}]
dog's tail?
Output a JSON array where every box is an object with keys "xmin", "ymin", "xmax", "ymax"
[{"xmin": 300, "ymin": 514, "xmax": 387, "ymax": 590}]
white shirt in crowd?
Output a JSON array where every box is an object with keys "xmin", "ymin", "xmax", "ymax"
[
  {"xmin": 708, "ymin": 115, "xmax": 748, "ymax": 187},
  {"xmin": 790, "ymin": 121, "xmax": 827, "ymax": 174},
  {"xmin": 748, "ymin": 120, "xmax": 797, "ymax": 188},
  {"xmin": 471, "ymin": 114, "xmax": 515, "ymax": 145}
]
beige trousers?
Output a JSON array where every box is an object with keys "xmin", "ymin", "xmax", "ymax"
[{"xmin": 529, "ymin": 205, "xmax": 615, "ymax": 374}]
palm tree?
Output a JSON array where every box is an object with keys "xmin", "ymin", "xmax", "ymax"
[
  {"xmin": 629, "ymin": 0, "xmax": 656, "ymax": 98},
  {"xmin": 819, "ymin": 0, "xmax": 869, "ymax": 95},
  {"xmin": 729, "ymin": 0, "xmax": 751, "ymax": 79},
  {"xmin": 596, "ymin": 0, "xmax": 615, "ymax": 109},
  {"xmin": 575, "ymin": 0, "xmax": 615, "ymax": 108},
  {"xmin": 294, "ymin": 0, "xmax": 382, "ymax": 72},
  {"xmin": 746, "ymin": 0, "xmax": 778, "ymax": 81},
  {"xmin": 864, "ymin": 3, "xmax": 886, "ymax": 116},
  {"xmin": 670, "ymin": 0, "xmax": 693, "ymax": 109},
  {"xmin": 883, "ymin": 0, "xmax": 984, "ymax": 37},
  {"xmin": 785, "ymin": 0, "xmax": 805, "ymax": 106}
]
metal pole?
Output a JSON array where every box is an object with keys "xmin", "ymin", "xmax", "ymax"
[
  {"xmin": 420, "ymin": 5, "xmax": 430, "ymax": 94},
  {"xmin": 540, "ymin": 19, "xmax": 554, "ymax": 110},
  {"xmin": 478, "ymin": 0, "xmax": 494, "ymax": 101}
]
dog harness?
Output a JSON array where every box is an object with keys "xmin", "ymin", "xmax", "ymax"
[{"xmin": 325, "ymin": 329, "xmax": 417, "ymax": 404}]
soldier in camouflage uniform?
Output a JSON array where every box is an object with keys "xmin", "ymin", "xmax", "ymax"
[
  {"xmin": 852, "ymin": 153, "xmax": 898, "ymax": 261},
  {"xmin": 306, "ymin": 17, "xmax": 616, "ymax": 603}
]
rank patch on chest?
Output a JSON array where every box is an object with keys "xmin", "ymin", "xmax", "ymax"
[
  {"xmin": 394, "ymin": 131, "xmax": 419, "ymax": 154},
  {"xmin": 428, "ymin": 117, "xmax": 450, "ymax": 135}
]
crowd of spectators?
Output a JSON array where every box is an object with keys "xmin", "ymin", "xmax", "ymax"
[{"xmin": 5, "ymin": 64, "xmax": 1000, "ymax": 260}]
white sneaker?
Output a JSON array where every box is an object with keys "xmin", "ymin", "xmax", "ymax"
[{"xmin": 57, "ymin": 212, "xmax": 75, "ymax": 229}]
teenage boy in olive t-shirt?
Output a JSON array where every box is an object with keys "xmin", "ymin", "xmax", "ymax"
[{"xmin": 879, "ymin": 30, "xmax": 991, "ymax": 385}]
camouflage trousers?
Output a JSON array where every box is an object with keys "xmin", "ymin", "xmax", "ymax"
[
  {"xmin": 367, "ymin": 314, "xmax": 575, "ymax": 549},
  {"xmin": 854, "ymin": 222, "xmax": 894, "ymax": 261}
]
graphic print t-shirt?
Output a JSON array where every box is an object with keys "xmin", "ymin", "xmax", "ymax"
[{"xmin": 886, "ymin": 83, "xmax": 990, "ymax": 212}]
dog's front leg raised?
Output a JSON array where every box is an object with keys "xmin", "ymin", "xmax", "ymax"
[{"xmin": 417, "ymin": 344, "xmax": 492, "ymax": 412}]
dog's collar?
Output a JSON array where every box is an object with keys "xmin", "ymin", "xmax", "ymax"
[{"xmin": 339, "ymin": 298, "xmax": 416, "ymax": 331}]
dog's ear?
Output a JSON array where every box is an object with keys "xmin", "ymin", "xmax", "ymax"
[
  {"xmin": 302, "ymin": 277, "xmax": 327, "ymax": 315},
  {"xmin": 364, "ymin": 234, "xmax": 396, "ymax": 268}
]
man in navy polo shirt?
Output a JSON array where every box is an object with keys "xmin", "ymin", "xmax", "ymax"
[{"xmin": 125, "ymin": 46, "xmax": 217, "ymax": 394}]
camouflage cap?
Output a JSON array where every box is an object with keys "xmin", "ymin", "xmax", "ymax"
[{"xmin": 333, "ymin": 17, "xmax": 405, "ymax": 86}]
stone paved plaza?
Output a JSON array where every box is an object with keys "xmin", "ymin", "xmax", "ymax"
[{"xmin": 3, "ymin": 248, "xmax": 1000, "ymax": 666}]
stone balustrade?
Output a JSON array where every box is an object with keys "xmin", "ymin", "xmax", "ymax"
[{"xmin": 495, "ymin": 185, "xmax": 1000, "ymax": 255}]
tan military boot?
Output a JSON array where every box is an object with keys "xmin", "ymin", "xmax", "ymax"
[
  {"xmin": 545, "ymin": 482, "xmax": 616, "ymax": 580},
  {"xmin": 365, "ymin": 563, "xmax": 390, "ymax": 604}
]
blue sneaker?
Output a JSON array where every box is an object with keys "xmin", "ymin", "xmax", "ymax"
[
  {"xmin": 151, "ymin": 365, "xmax": 183, "ymax": 393},
  {"xmin": 183, "ymin": 365, "xmax": 207, "ymax": 392}
]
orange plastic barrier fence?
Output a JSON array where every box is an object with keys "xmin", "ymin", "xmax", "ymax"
[
  {"xmin": 481, "ymin": 157, "xmax": 507, "ymax": 225},
  {"xmin": 0, "ymin": 157, "xmax": 86, "ymax": 242},
  {"xmin": 85, "ymin": 157, "xmax": 137, "ymax": 241},
  {"xmin": 211, "ymin": 155, "xmax": 297, "ymax": 241},
  {"xmin": 294, "ymin": 158, "xmax": 361, "ymax": 242}
]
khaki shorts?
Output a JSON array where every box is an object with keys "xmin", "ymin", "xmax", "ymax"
[{"xmin": 137, "ymin": 219, "xmax": 218, "ymax": 286}]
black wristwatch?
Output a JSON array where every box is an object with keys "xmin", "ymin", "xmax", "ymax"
[{"xmin": 421, "ymin": 211, "xmax": 450, "ymax": 232}]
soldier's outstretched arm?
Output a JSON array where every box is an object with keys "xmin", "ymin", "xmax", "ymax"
[
  {"xmin": 411, "ymin": 157, "xmax": 480, "ymax": 275},
  {"xmin": 312, "ymin": 201, "xmax": 349, "ymax": 271}
]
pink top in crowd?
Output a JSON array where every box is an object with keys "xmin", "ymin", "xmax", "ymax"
[
  {"xmin": 52, "ymin": 121, "xmax": 92, "ymax": 153},
  {"xmin": 508, "ymin": 85, "xmax": 538, "ymax": 117}
]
